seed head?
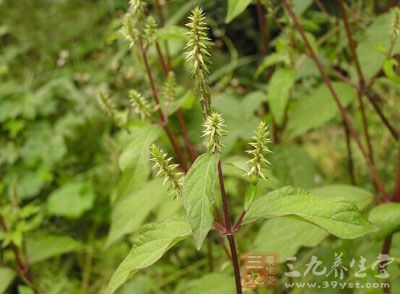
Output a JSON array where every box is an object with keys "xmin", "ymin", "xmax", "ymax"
[
  {"xmin": 150, "ymin": 144, "xmax": 183, "ymax": 198},
  {"xmin": 246, "ymin": 122, "xmax": 272, "ymax": 180},
  {"xmin": 129, "ymin": 90, "xmax": 153, "ymax": 120},
  {"xmin": 144, "ymin": 16, "xmax": 158, "ymax": 46},
  {"xmin": 162, "ymin": 71, "xmax": 178, "ymax": 105},
  {"xmin": 97, "ymin": 91, "xmax": 117, "ymax": 118},
  {"xmin": 202, "ymin": 112, "xmax": 226, "ymax": 153},
  {"xmin": 391, "ymin": 8, "xmax": 400, "ymax": 44},
  {"xmin": 185, "ymin": 7, "xmax": 212, "ymax": 116}
]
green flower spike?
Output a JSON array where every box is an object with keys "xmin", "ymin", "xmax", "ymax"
[
  {"xmin": 246, "ymin": 121, "xmax": 272, "ymax": 180},
  {"xmin": 202, "ymin": 112, "xmax": 226, "ymax": 154},
  {"xmin": 185, "ymin": 7, "xmax": 212, "ymax": 116},
  {"xmin": 129, "ymin": 90, "xmax": 153, "ymax": 120},
  {"xmin": 150, "ymin": 144, "xmax": 184, "ymax": 198}
]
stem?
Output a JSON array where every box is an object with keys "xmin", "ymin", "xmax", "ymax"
[
  {"xmin": 217, "ymin": 161, "xmax": 242, "ymax": 294},
  {"xmin": 154, "ymin": 0, "xmax": 171, "ymax": 67},
  {"xmin": 365, "ymin": 90, "xmax": 399, "ymax": 140},
  {"xmin": 343, "ymin": 120, "xmax": 356, "ymax": 185},
  {"xmin": 256, "ymin": 0, "xmax": 281, "ymax": 143},
  {"xmin": 154, "ymin": 31, "xmax": 198, "ymax": 163},
  {"xmin": 282, "ymin": 0, "xmax": 389, "ymax": 200},
  {"xmin": 0, "ymin": 217, "xmax": 38, "ymax": 293},
  {"xmin": 338, "ymin": 0, "xmax": 374, "ymax": 162},
  {"xmin": 393, "ymin": 146, "xmax": 400, "ymax": 202},
  {"xmin": 140, "ymin": 46, "xmax": 188, "ymax": 172},
  {"xmin": 380, "ymin": 236, "xmax": 393, "ymax": 293}
]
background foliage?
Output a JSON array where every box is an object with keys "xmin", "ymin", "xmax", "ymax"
[{"xmin": 1, "ymin": 0, "xmax": 400, "ymax": 293}]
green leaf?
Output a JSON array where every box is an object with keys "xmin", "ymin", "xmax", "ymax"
[
  {"xmin": 107, "ymin": 218, "xmax": 192, "ymax": 294},
  {"xmin": 270, "ymin": 145, "xmax": 317, "ymax": 188},
  {"xmin": 26, "ymin": 234, "xmax": 82, "ymax": 264},
  {"xmin": 243, "ymin": 186, "xmax": 376, "ymax": 239},
  {"xmin": 115, "ymin": 125, "xmax": 163, "ymax": 201},
  {"xmin": 106, "ymin": 179, "xmax": 169, "ymax": 248},
  {"xmin": 47, "ymin": 182, "xmax": 95, "ymax": 219},
  {"xmin": 311, "ymin": 185, "xmax": 374, "ymax": 211},
  {"xmin": 368, "ymin": 203, "xmax": 400, "ymax": 239},
  {"xmin": 292, "ymin": 0, "xmax": 313, "ymax": 15},
  {"xmin": 182, "ymin": 153, "xmax": 218, "ymax": 250},
  {"xmin": 0, "ymin": 267, "xmax": 15, "ymax": 294},
  {"xmin": 287, "ymin": 82, "xmax": 355, "ymax": 138},
  {"xmin": 266, "ymin": 68, "xmax": 295, "ymax": 125},
  {"xmin": 119, "ymin": 125, "xmax": 162, "ymax": 172},
  {"xmin": 225, "ymin": 0, "xmax": 252, "ymax": 23},
  {"xmin": 176, "ymin": 273, "xmax": 235, "ymax": 294},
  {"xmin": 155, "ymin": 26, "xmax": 188, "ymax": 41},
  {"xmin": 252, "ymin": 217, "xmax": 327, "ymax": 262},
  {"xmin": 357, "ymin": 10, "xmax": 400, "ymax": 80},
  {"xmin": 214, "ymin": 91, "xmax": 264, "ymax": 148}
]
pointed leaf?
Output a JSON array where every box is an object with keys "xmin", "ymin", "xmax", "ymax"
[
  {"xmin": 225, "ymin": 0, "xmax": 252, "ymax": 23},
  {"xmin": 182, "ymin": 153, "xmax": 218, "ymax": 250},
  {"xmin": 106, "ymin": 179, "xmax": 169, "ymax": 248},
  {"xmin": 107, "ymin": 217, "xmax": 192, "ymax": 294},
  {"xmin": 368, "ymin": 203, "xmax": 400, "ymax": 239},
  {"xmin": 266, "ymin": 68, "xmax": 295, "ymax": 125},
  {"xmin": 243, "ymin": 186, "xmax": 376, "ymax": 239},
  {"xmin": 287, "ymin": 82, "xmax": 355, "ymax": 138}
]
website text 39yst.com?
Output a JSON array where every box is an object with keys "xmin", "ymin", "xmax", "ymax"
[{"xmin": 285, "ymin": 281, "xmax": 390, "ymax": 290}]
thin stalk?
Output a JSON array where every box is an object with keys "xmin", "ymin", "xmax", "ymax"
[
  {"xmin": 217, "ymin": 161, "xmax": 242, "ymax": 294},
  {"xmin": 154, "ymin": 0, "xmax": 171, "ymax": 67},
  {"xmin": 365, "ymin": 90, "xmax": 399, "ymax": 140},
  {"xmin": 380, "ymin": 236, "xmax": 392, "ymax": 293},
  {"xmin": 0, "ymin": 217, "xmax": 38, "ymax": 293},
  {"xmin": 343, "ymin": 120, "xmax": 356, "ymax": 185},
  {"xmin": 282, "ymin": 0, "xmax": 389, "ymax": 200},
  {"xmin": 256, "ymin": 0, "xmax": 280, "ymax": 143},
  {"xmin": 140, "ymin": 46, "xmax": 188, "ymax": 172},
  {"xmin": 154, "ymin": 27, "xmax": 198, "ymax": 163},
  {"xmin": 338, "ymin": 0, "xmax": 374, "ymax": 162}
]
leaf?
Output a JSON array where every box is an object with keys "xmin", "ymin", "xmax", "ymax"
[
  {"xmin": 0, "ymin": 267, "xmax": 15, "ymax": 294},
  {"xmin": 182, "ymin": 153, "xmax": 218, "ymax": 250},
  {"xmin": 26, "ymin": 234, "xmax": 82, "ymax": 264},
  {"xmin": 292, "ymin": 0, "xmax": 313, "ymax": 15},
  {"xmin": 357, "ymin": 10, "xmax": 400, "ymax": 80},
  {"xmin": 47, "ymin": 181, "xmax": 95, "ymax": 219},
  {"xmin": 270, "ymin": 145, "xmax": 318, "ymax": 189},
  {"xmin": 311, "ymin": 185, "xmax": 374, "ymax": 211},
  {"xmin": 287, "ymin": 82, "xmax": 355, "ymax": 138},
  {"xmin": 106, "ymin": 179, "xmax": 169, "ymax": 248},
  {"xmin": 119, "ymin": 125, "xmax": 162, "ymax": 172},
  {"xmin": 368, "ymin": 203, "xmax": 400, "ymax": 239},
  {"xmin": 252, "ymin": 217, "xmax": 327, "ymax": 262},
  {"xmin": 255, "ymin": 53, "xmax": 288, "ymax": 79},
  {"xmin": 243, "ymin": 186, "xmax": 376, "ymax": 239},
  {"xmin": 115, "ymin": 125, "xmax": 163, "ymax": 201},
  {"xmin": 176, "ymin": 273, "xmax": 235, "ymax": 294},
  {"xmin": 155, "ymin": 26, "xmax": 188, "ymax": 41},
  {"xmin": 266, "ymin": 68, "xmax": 295, "ymax": 125},
  {"xmin": 213, "ymin": 91, "xmax": 264, "ymax": 148},
  {"xmin": 225, "ymin": 0, "xmax": 252, "ymax": 23},
  {"xmin": 107, "ymin": 217, "xmax": 192, "ymax": 294}
]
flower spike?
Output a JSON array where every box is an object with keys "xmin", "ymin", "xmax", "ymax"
[
  {"xmin": 202, "ymin": 112, "xmax": 226, "ymax": 154},
  {"xmin": 129, "ymin": 90, "xmax": 153, "ymax": 120},
  {"xmin": 150, "ymin": 144, "xmax": 184, "ymax": 198},
  {"xmin": 185, "ymin": 7, "xmax": 212, "ymax": 116},
  {"xmin": 246, "ymin": 122, "xmax": 272, "ymax": 180}
]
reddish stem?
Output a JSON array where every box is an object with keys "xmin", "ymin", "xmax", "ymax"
[
  {"xmin": 140, "ymin": 46, "xmax": 188, "ymax": 172},
  {"xmin": 217, "ymin": 161, "xmax": 242, "ymax": 294},
  {"xmin": 338, "ymin": 0, "xmax": 374, "ymax": 163},
  {"xmin": 282, "ymin": 0, "xmax": 388, "ymax": 201}
]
